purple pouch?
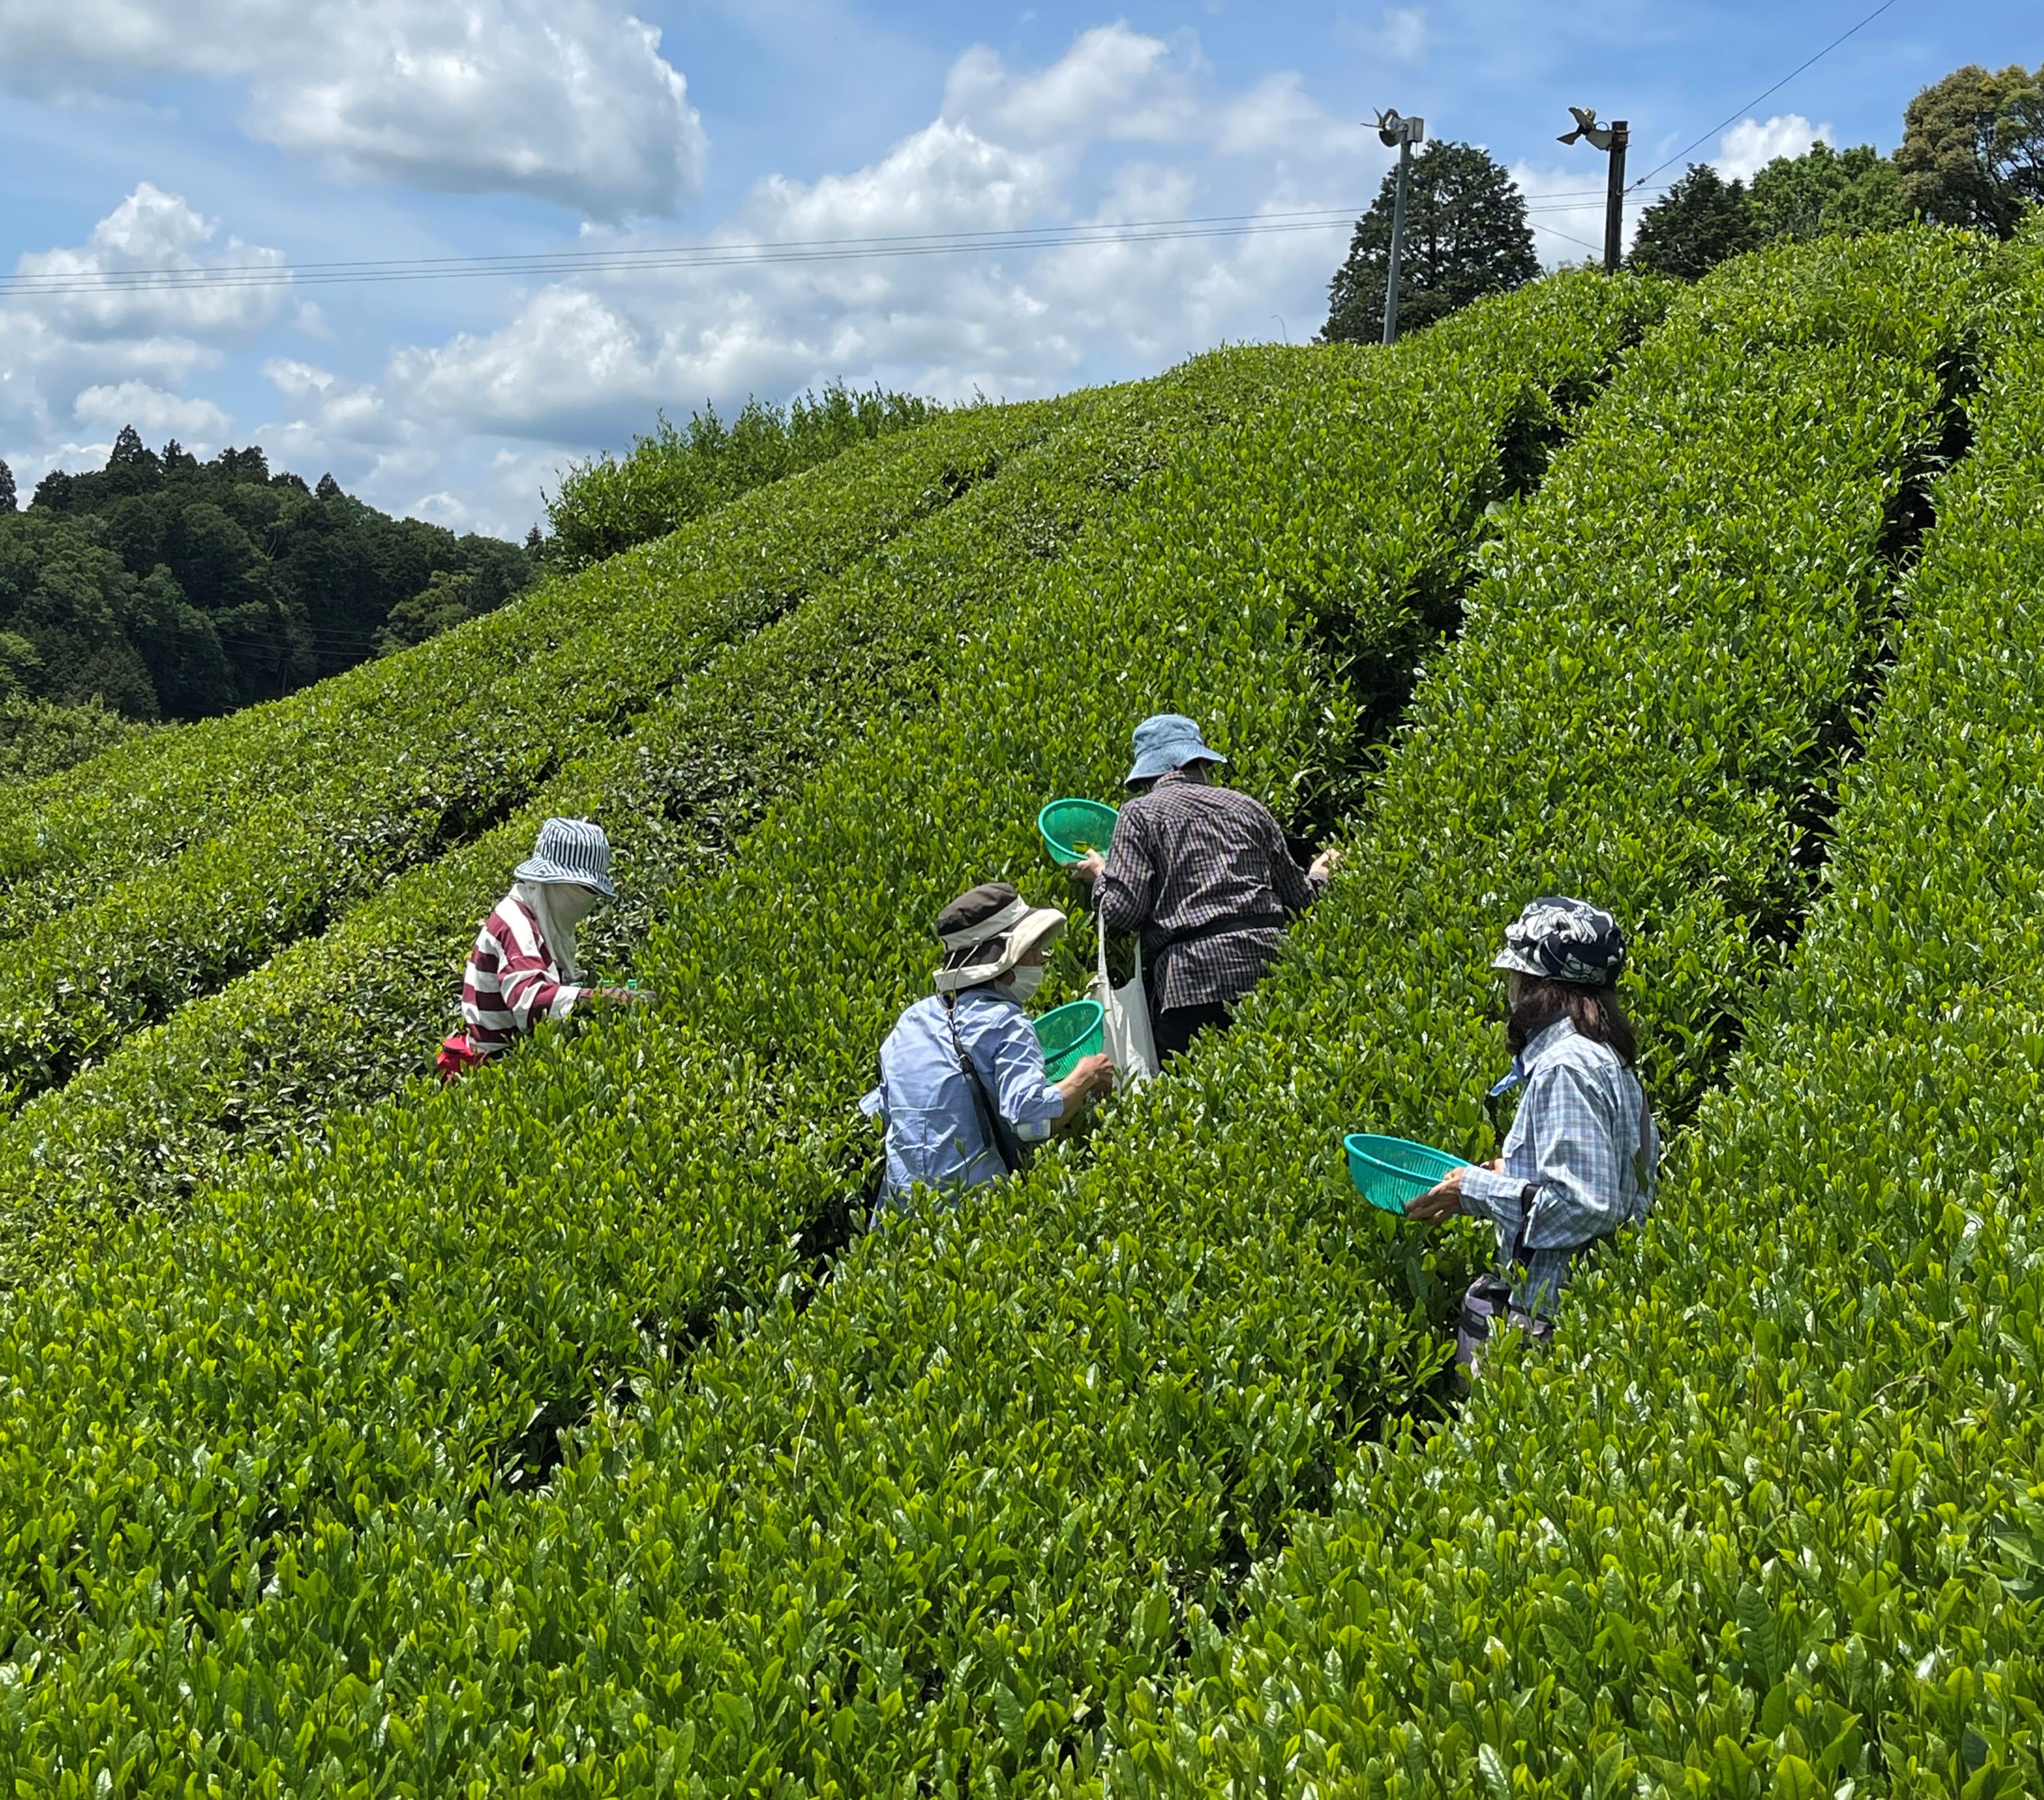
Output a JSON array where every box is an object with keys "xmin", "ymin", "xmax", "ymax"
[
  {"xmin": 1456, "ymin": 1274, "xmax": 1516, "ymax": 1376},
  {"xmin": 1456, "ymin": 1276, "xmax": 1557, "ymax": 1379}
]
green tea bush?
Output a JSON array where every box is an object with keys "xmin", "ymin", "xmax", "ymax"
[
  {"xmin": 1116, "ymin": 231, "xmax": 2044, "ymax": 1799},
  {"xmin": 0, "ymin": 339, "xmax": 1358, "ymax": 1747},
  {"xmin": 0, "ymin": 395, "xmax": 961, "ymax": 922},
  {"xmin": 0, "ymin": 411, "xmax": 1052, "ymax": 1110},
  {"xmin": 0, "ymin": 272, "xmax": 1665, "ymax": 1788},
  {"xmin": 0, "ymin": 694, "xmax": 149, "ymax": 784},
  {"xmin": 0, "ymin": 386, "xmax": 1160, "ymax": 1274},
  {"xmin": 414, "ymin": 231, "xmax": 1972, "ymax": 1797},
  {"xmin": 542, "ymin": 382, "xmax": 943, "ymax": 571}
]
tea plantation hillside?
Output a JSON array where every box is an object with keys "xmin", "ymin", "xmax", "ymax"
[{"xmin": 0, "ymin": 226, "xmax": 2038, "ymax": 1794}]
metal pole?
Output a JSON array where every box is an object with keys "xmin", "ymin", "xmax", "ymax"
[
  {"xmin": 1603, "ymin": 120, "xmax": 1629, "ymax": 273},
  {"xmin": 1384, "ymin": 133, "xmax": 1413, "ymax": 344}
]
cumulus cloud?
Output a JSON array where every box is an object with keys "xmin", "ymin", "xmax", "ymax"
[
  {"xmin": 1715, "ymin": 113, "xmax": 1828, "ymax": 184},
  {"xmin": 73, "ymin": 380, "xmax": 233, "ymax": 442},
  {"xmin": 10, "ymin": 26, "xmax": 1403, "ymax": 537},
  {"xmin": 0, "ymin": 0, "xmax": 704, "ymax": 217},
  {"xmin": 0, "ymin": 184, "xmax": 287, "ymax": 478},
  {"xmin": 1509, "ymin": 161, "xmax": 1630, "ymax": 268},
  {"xmin": 12, "ymin": 182, "xmax": 287, "ymax": 338}
]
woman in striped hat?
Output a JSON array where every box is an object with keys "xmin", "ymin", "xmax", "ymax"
[{"xmin": 440, "ymin": 817, "xmax": 647, "ymax": 1076}]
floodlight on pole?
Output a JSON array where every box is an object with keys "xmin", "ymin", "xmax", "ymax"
[
  {"xmin": 1558, "ymin": 106, "xmax": 1629, "ymax": 273},
  {"xmin": 1373, "ymin": 108, "xmax": 1425, "ymax": 345}
]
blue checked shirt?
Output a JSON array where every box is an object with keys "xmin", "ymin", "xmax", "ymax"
[
  {"xmin": 1458, "ymin": 1015, "xmax": 1660, "ymax": 1317},
  {"xmin": 860, "ymin": 989, "xmax": 1066, "ymax": 1205}
]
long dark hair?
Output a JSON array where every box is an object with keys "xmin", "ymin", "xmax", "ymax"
[{"xmin": 1506, "ymin": 974, "xmax": 1639, "ymax": 1065}]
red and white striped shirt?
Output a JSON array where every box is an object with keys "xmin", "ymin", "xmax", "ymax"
[{"xmin": 461, "ymin": 890, "xmax": 587, "ymax": 1055}]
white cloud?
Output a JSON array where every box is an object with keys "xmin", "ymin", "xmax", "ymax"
[
  {"xmin": 0, "ymin": 184, "xmax": 290, "ymax": 481},
  {"xmin": 1336, "ymin": 6, "xmax": 1427, "ymax": 64},
  {"xmin": 12, "ymin": 27, "xmax": 1403, "ymax": 538},
  {"xmin": 0, "ymin": 0, "xmax": 704, "ymax": 217},
  {"xmin": 1510, "ymin": 161, "xmax": 1631, "ymax": 269},
  {"xmin": 72, "ymin": 380, "xmax": 233, "ymax": 443},
  {"xmin": 13, "ymin": 182, "xmax": 288, "ymax": 339},
  {"xmin": 1714, "ymin": 114, "xmax": 1828, "ymax": 184}
]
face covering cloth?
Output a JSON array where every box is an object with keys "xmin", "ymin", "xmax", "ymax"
[{"xmin": 514, "ymin": 879, "xmax": 602, "ymax": 981}]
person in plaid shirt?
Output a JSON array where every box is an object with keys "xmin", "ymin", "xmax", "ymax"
[
  {"xmin": 1070, "ymin": 714, "xmax": 1339, "ymax": 1061},
  {"xmin": 1407, "ymin": 895, "xmax": 1660, "ymax": 1351}
]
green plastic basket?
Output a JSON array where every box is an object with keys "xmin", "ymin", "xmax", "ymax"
[
  {"xmin": 1343, "ymin": 1133, "xmax": 1470, "ymax": 1216},
  {"xmin": 1038, "ymin": 797, "xmax": 1120, "ymax": 866},
  {"xmin": 1035, "ymin": 998, "xmax": 1105, "ymax": 1080}
]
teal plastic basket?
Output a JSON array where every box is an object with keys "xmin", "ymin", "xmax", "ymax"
[
  {"xmin": 1344, "ymin": 1133, "xmax": 1470, "ymax": 1216},
  {"xmin": 1035, "ymin": 999, "xmax": 1105, "ymax": 1080},
  {"xmin": 1038, "ymin": 798, "xmax": 1119, "ymax": 866}
]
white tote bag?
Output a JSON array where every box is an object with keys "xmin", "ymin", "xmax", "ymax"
[{"xmin": 1093, "ymin": 916, "xmax": 1159, "ymax": 1084}]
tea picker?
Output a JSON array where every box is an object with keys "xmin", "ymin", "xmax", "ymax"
[
  {"xmin": 1064, "ymin": 713, "xmax": 1340, "ymax": 1064},
  {"xmin": 1359, "ymin": 895, "xmax": 1660, "ymax": 1369},
  {"xmin": 437, "ymin": 817, "xmax": 650, "ymax": 1080},
  {"xmin": 862, "ymin": 881, "xmax": 1115, "ymax": 1218}
]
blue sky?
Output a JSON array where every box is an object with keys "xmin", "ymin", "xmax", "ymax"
[{"xmin": 0, "ymin": 0, "xmax": 2030, "ymax": 538}]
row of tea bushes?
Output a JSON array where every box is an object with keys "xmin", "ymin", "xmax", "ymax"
[
  {"xmin": 0, "ymin": 412, "xmax": 1052, "ymax": 1109},
  {"xmin": 0, "ymin": 409, "xmax": 970, "ymax": 915},
  {"xmin": 390, "ymin": 231, "xmax": 1982, "ymax": 1796},
  {"xmin": 0, "ymin": 275, "xmax": 1673, "ymax": 1788},
  {"xmin": 1115, "ymin": 232, "xmax": 2044, "ymax": 1799},
  {"xmin": 0, "ymin": 345, "xmax": 1361, "ymax": 1733},
  {"xmin": 0, "ymin": 381, "xmax": 1169, "ymax": 1278}
]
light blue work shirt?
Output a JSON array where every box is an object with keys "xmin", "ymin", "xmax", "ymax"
[
  {"xmin": 1459, "ymin": 1015, "xmax": 1660, "ymax": 1317},
  {"xmin": 860, "ymin": 987, "xmax": 1067, "ymax": 1206}
]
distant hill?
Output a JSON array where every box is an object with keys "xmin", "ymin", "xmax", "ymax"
[{"xmin": 0, "ymin": 427, "xmax": 532, "ymax": 722}]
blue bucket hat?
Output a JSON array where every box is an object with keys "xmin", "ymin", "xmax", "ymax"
[
  {"xmin": 514, "ymin": 817, "xmax": 616, "ymax": 900},
  {"xmin": 1126, "ymin": 714, "xmax": 1227, "ymax": 786},
  {"xmin": 1492, "ymin": 894, "xmax": 1625, "ymax": 986}
]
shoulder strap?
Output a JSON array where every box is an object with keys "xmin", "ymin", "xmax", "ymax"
[{"xmin": 944, "ymin": 995, "xmax": 1027, "ymax": 1178}]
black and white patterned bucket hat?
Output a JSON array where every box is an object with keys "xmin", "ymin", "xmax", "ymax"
[{"xmin": 1491, "ymin": 894, "xmax": 1626, "ymax": 986}]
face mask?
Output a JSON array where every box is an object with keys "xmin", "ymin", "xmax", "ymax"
[
  {"xmin": 553, "ymin": 884, "xmax": 603, "ymax": 925},
  {"xmin": 1007, "ymin": 964, "xmax": 1046, "ymax": 1003}
]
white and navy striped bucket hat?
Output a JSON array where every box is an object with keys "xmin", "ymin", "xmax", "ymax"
[{"xmin": 515, "ymin": 817, "xmax": 616, "ymax": 899}]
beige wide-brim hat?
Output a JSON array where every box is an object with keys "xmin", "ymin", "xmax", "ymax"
[{"xmin": 932, "ymin": 881, "xmax": 1068, "ymax": 993}]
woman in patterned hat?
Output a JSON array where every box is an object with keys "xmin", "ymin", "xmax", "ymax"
[
  {"xmin": 440, "ymin": 817, "xmax": 648, "ymax": 1076},
  {"xmin": 1406, "ymin": 894, "xmax": 1661, "ymax": 1351},
  {"xmin": 861, "ymin": 880, "xmax": 1115, "ymax": 1216}
]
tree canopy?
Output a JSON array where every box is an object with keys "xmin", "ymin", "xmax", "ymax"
[
  {"xmin": 1895, "ymin": 62, "xmax": 2044, "ymax": 234},
  {"xmin": 3, "ymin": 431, "xmax": 531, "ymax": 722},
  {"xmin": 1323, "ymin": 140, "xmax": 1537, "ymax": 343},
  {"xmin": 1629, "ymin": 163, "xmax": 1761, "ymax": 282},
  {"xmin": 1751, "ymin": 140, "xmax": 1904, "ymax": 241}
]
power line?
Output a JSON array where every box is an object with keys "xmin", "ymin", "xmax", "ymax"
[
  {"xmin": 1632, "ymin": 0, "xmax": 1905, "ymax": 191},
  {"xmin": 0, "ymin": 208, "xmax": 1371, "ymax": 299}
]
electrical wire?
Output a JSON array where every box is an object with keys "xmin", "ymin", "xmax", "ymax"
[
  {"xmin": 0, "ymin": 208, "xmax": 1370, "ymax": 299},
  {"xmin": 1631, "ymin": 0, "xmax": 1905, "ymax": 191},
  {"xmin": 0, "ymin": 185, "xmax": 1675, "ymax": 301}
]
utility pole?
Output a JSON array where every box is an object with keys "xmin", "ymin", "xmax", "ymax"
[
  {"xmin": 1374, "ymin": 109, "xmax": 1425, "ymax": 344},
  {"xmin": 1557, "ymin": 107, "xmax": 1630, "ymax": 273}
]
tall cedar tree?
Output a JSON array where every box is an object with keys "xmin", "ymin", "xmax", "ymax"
[
  {"xmin": 1322, "ymin": 140, "xmax": 1537, "ymax": 343},
  {"xmin": 1628, "ymin": 163, "xmax": 1759, "ymax": 281},
  {"xmin": 0, "ymin": 461, "xmax": 14, "ymax": 515},
  {"xmin": 1895, "ymin": 62, "xmax": 2044, "ymax": 235},
  {"xmin": 1750, "ymin": 141, "xmax": 1904, "ymax": 241}
]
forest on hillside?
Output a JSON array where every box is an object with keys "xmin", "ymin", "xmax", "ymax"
[{"xmin": 0, "ymin": 428, "xmax": 532, "ymax": 727}]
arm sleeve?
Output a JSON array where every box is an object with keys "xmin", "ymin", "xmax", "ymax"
[
  {"xmin": 973, "ymin": 1008, "xmax": 1067, "ymax": 1144},
  {"xmin": 1262, "ymin": 808, "xmax": 1321, "ymax": 916},
  {"xmin": 1092, "ymin": 812, "xmax": 1159, "ymax": 934},
  {"xmin": 499, "ymin": 947, "xmax": 582, "ymax": 1030}
]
